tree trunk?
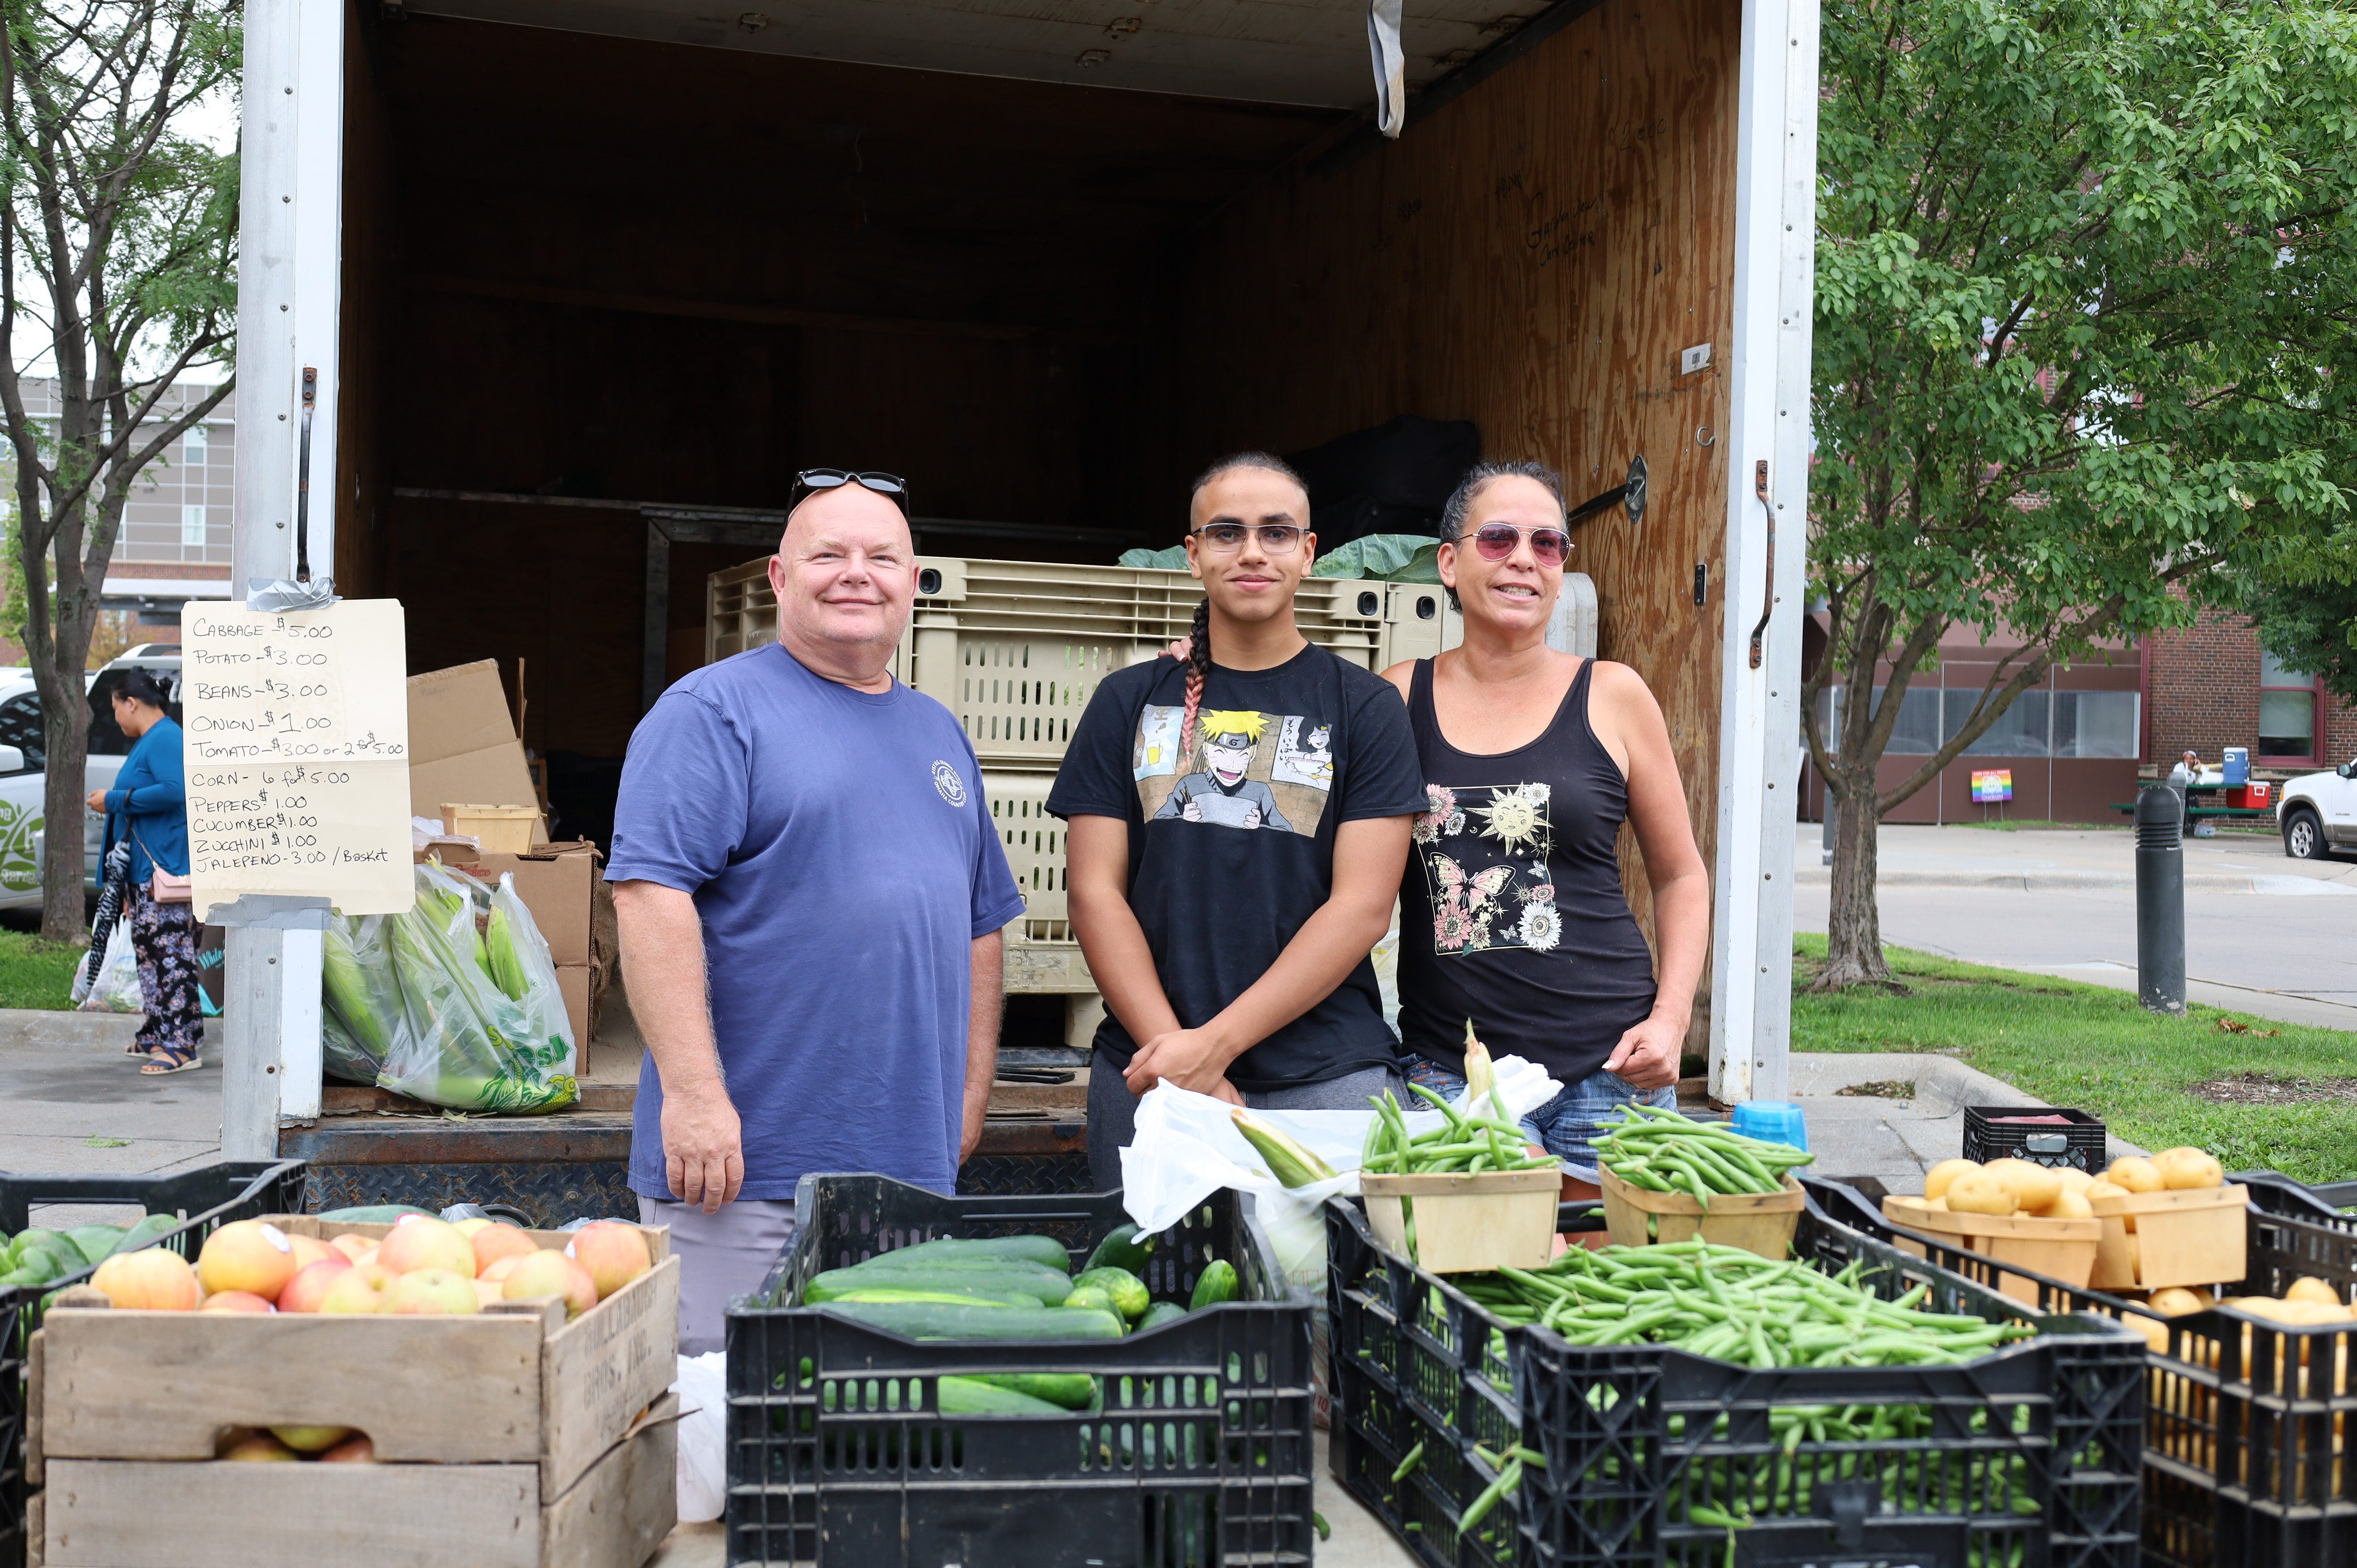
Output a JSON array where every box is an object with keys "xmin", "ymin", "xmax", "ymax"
[
  {"xmin": 39, "ymin": 677, "xmax": 92, "ymax": 943},
  {"xmin": 1813, "ymin": 765, "xmax": 1899, "ymax": 990}
]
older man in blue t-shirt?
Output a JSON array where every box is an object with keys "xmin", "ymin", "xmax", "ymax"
[{"xmin": 607, "ymin": 470, "xmax": 1025, "ymax": 1352}]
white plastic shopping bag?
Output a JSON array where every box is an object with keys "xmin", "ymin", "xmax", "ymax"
[
  {"xmin": 77, "ymin": 918, "xmax": 143, "ymax": 1014},
  {"xmin": 672, "ymin": 1350, "xmax": 727, "ymax": 1523}
]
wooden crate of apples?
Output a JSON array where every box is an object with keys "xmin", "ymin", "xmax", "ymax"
[{"xmin": 28, "ymin": 1212, "xmax": 680, "ymax": 1568}]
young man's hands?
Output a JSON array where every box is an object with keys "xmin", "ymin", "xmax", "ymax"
[{"xmin": 1124, "ymin": 1025, "xmax": 1241, "ymax": 1100}]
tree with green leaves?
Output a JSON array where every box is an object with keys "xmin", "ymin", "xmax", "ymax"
[
  {"xmin": 1, "ymin": 0, "xmax": 236, "ymax": 940},
  {"xmin": 2236, "ymin": 534, "xmax": 2357, "ymax": 713},
  {"xmin": 1805, "ymin": 0, "xmax": 2357, "ymax": 988}
]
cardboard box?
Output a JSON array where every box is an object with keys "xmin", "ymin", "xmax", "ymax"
[{"xmin": 408, "ymin": 660, "xmax": 544, "ymax": 841}]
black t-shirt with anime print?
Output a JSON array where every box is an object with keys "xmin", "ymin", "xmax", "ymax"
[{"xmin": 1047, "ymin": 644, "xmax": 1428, "ymax": 1091}]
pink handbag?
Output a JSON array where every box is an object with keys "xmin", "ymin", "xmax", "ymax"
[{"xmin": 133, "ymin": 827, "xmax": 191, "ymax": 903}]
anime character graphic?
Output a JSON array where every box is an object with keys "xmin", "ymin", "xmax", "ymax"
[
  {"xmin": 1152, "ymin": 709, "xmax": 1296, "ymax": 832},
  {"xmin": 1272, "ymin": 717, "xmax": 1334, "ymax": 790}
]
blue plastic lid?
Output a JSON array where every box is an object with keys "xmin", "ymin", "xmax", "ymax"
[{"xmin": 1730, "ymin": 1100, "xmax": 1809, "ymax": 1153}]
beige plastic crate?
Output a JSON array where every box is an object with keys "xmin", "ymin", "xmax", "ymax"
[{"xmin": 707, "ymin": 555, "xmax": 1465, "ymax": 766}]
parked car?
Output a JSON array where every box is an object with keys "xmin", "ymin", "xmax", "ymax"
[
  {"xmin": 0, "ymin": 647, "xmax": 184, "ymax": 910},
  {"xmin": 2278, "ymin": 755, "xmax": 2357, "ymax": 860}
]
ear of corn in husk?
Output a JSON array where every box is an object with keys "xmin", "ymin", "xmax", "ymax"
[{"xmin": 1231, "ymin": 1109, "xmax": 1339, "ymax": 1188}]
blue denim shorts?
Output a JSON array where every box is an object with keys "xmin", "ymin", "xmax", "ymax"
[{"xmin": 1399, "ymin": 1054, "xmax": 1676, "ymax": 1182}]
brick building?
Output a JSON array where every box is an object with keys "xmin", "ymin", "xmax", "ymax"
[
  {"xmin": 2142, "ymin": 605, "xmax": 2357, "ymax": 780},
  {"xmin": 2, "ymin": 380, "xmax": 235, "ymax": 651}
]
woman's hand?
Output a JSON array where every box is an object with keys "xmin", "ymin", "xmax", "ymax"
[
  {"xmin": 1602, "ymin": 1011, "xmax": 1684, "ymax": 1091},
  {"xmin": 84, "ymin": 790, "xmax": 107, "ymax": 812}
]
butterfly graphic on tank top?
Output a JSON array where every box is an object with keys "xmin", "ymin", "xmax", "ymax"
[{"xmin": 1415, "ymin": 783, "xmax": 1563, "ymax": 956}]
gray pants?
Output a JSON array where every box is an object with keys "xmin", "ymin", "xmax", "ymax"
[
  {"xmin": 1087, "ymin": 1060, "xmax": 1402, "ymax": 1190},
  {"xmin": 639, "ymin": 1195, "xmax": 799, "ymax": 1356}
]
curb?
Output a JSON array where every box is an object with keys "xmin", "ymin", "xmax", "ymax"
[
  {"xmin": 1788, "ymin": 1051, "xmax": 2147, "ymax": 1162},
  {"xmin": 1793, "ymin": 868, "xmax": 2296, "ymax": 893}
]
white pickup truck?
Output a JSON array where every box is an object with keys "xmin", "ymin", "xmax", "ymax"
[
  {"xmin": 2278, "ymin": 756, "xmax": 2357, "ymax": 861},
  {"xmin": 0, "ymin": 649, "xmax": 184, "ymax": 910}
]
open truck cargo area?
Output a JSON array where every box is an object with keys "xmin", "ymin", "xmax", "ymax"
[{"xmin": 237, "ymin": 0, "xmax": 1814, "ymax": 1157}]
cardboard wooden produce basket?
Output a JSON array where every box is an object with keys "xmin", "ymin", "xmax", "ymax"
[
  {"xmin": 1360, "ymin": 1168, "xmax": 1560, "ymax": 1273},
  {"xmin": 1599, "ymin": 1166, "xmax": 1806, "ymax": 1257},
  {"xmin": 30, "ymin": 1216, "xmax": 679, "ymax": 1568},
  {"xmin": 2087, "ymin": 1182, "xmax": 2249, "ymax": 1292},
  {"xmin": 1880, "ymin": 1195, "xmax": 2100, "ymax": 1305}
]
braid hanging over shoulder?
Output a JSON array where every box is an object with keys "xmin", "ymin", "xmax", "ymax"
[{"xmin": 1179, "ymin": 597, "xmax": 1211, "ymax": 763}]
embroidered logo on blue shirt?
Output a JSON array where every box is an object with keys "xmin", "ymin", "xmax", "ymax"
[{"xmin": 931, "ymin": 760, "xmax": 968, "ymax": 807}]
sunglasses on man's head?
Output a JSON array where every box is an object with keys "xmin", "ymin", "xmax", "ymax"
[
  {"xmin": 1467, "ymin": 522, "xmax": 1573, "ymax": 566},
  {"xmin": 794, "ymin": 468, "xmax": 911, "ymax": 514}
]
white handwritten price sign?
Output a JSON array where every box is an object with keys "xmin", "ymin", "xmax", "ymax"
[{"xmin": 183, "ymin": 600, "xmax": 414, "ymax": 918}]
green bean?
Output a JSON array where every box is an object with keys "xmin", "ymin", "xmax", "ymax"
[
  {"xmin": 1391, "ymin": 1440, "xmax": 1425, "ymax": 1482},
  {"xmin": 1457, "ymin": 1458, "xmax": 1522, "ymax": 1533}
]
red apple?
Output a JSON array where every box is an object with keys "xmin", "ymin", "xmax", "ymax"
[
  {"xmin": 278, "ymin": 1256, "xmax": 354, "ymax": 1314},
  {"xmin": 222, "ymin": 1433, "xmax": 299, "ymax": 1462},
  {"xmin": 320, "ymin": 1434, "xmax": 376, "ymax": 1463},
  {"xmin": 503, "ymin": 1250, "xmax": 597, "ymax": 1319},
  {"xmin": 197, "ymin": 1220, "xmax": 299, "ymax": 1302},
  {"xmin": 385, "ymin": 1267, "xmax": 480, "ymax": 1315},
  {"xmin": 327, "ymin": 1233, "xmax": 373, "ymax": 1264},
  {"xmin": 377, "ymin": 1216, "xmax": 476, "ymax": 1279},
  {"xmin": 318, "ymin": 1263, "xmax": 394, "ymax": 1314},
  {"xmin": 472, "ymin": 1222, "xmax": 538, "ymax": 1276},
  {"xmin": 198, "ymin": 1290, "xmax": 276, "ymax": 1314},
  {"xmin": 565, "ymin": 1222, "xmax": 652, "ymax": 1302},
  {"xmin": 90, "ymin": 1248, "xmax": 201, "ymax": 1311}
]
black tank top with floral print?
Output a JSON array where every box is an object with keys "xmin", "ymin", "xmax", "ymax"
[{"xmin": 1396, "ymin": 657, "xmax": 1658, "ymax": 1084}]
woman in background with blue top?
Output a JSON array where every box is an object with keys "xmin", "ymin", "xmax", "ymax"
[{"xmin": 85, "ymin": 671, "xmax": 200, "ymax": 1075}]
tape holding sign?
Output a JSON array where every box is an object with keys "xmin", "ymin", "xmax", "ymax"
[
  {"xmin": 182, "ymin": 600, "xmax": 416, "ymax": 919},
  {"xmin": 1970, "ymin": 768, "xmax": 2014, "ymax": 804}
]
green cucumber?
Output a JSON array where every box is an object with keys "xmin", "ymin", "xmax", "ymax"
[
  {"xmin": 816, "ymin": 1299, "xmax": 1124, "ymax": 1341},
  {"xmin": 1137, "ymin": 1301, "xmax": 1189, "ymax": 1332},
  {"xmin": 1062, "ymin": 1284, "xmax": 1117, "ymax": 1317},
  {"xmin": 877, "ymin": 1234, "xmax": 1072, "ymax": 1272},
  {"xmin": 934, "ymin": 1376, "xmax": 1068, "ymax": 1415},
  {"xmin": 1073, "ymin": 1266, "xmax": 1150, "ymax": 1320},
  {"xmin": 824, "ymin": 1288, "xmax": 1045, "ymax": 1309},
  {"xmin": 1190, "ymin": 1259, "xmax": 1239, "ymax": 1310},
  {"xmin": 959, "ymin": 1373, "xmax": 1097, "ymax": 1409},
  {"xmin": 67, "ymin": 1226, "xmax": 127, "ymax": 1267},
  {"xmin": 1086, "ymin": 1222, "xmax": 1156, "ymax": 1275},
  {"xmin": 315, "ymin": 1204, "xmax": 438, "ymax": 1224},
  {"xmin": 819, "ymin": 1259, "xmax": 1074, "ymax": 1305}
]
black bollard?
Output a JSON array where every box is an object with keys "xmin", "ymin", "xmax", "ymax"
[{"xmin": 2135, "ymin": 783, "xmax": 2186, "ymax": 1015}]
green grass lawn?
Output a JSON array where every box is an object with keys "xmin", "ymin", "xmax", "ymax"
[
  {"xmin": 1791, "ymin": 933, "xmax": 2357, "ymax": 1184},
  {"xmin": 0, "ymin": 929, "xmax": 88, "ymax": 1009}
]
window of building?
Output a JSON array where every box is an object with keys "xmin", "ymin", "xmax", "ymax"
[
  {"xmin": 1818, "ymin": 686, "xmax": 1945, "ymax": 755},
  {"xmin": 1950, "ymin": 689, "xmax": 2050, "ymax": 756},
  {"xmin": 183, "ymin": 425, "xmax": 206, "ymax": 465},
  {"xmin": 2052, "ymin": 691, "xmax": 2141, "ymax": 758},
  {"xmin": 182, "ymin": 504, "xmax": 207, "ymax": 547},
  {"xmin": 2260, "ymin": 652, "xmax": 2321, "ymax": 761}
]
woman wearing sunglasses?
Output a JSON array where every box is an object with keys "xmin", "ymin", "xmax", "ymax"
[{"xmin": 1381, "ymin": 461, "xmax": 1709, "ymax": 1195}]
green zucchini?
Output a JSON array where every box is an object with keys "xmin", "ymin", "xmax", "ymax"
[
  {"xmin": 818, "ymin": 1259, "xmax": 1074, "ymax": 1305},
  {"xmin": 1085, "ymin": 1222, "xmax": 1156, "ymax": 1275},
  {"xmin": 1073, "ymin": 1266, "xmax": 1150, "ymax": 1320},
  {"xmin": 1136, "ymin": 1301, "xmax": 1189, "ymax": 1332},
  {"xmin": 1190, "ymin": 1259, "xmax": 1239, "ymax": 1310},
  {"xmin": 934, "ymin": 1376, "xmax": 1068, "ymax": 1415},
  {"xmin": 824, "ymin": 1288, "xmax": 1045, "ymax": 1309},
  {"xmin": 959, "ymin": 1372, "xmax": 1097, "ymax": 1409},
  {"xmin": 878, "ymin": 1234, "xmax": 1072, "ymax": 1272},
  {"xmin": 816, "ymin": 1299, "xmax": 1125, "ymax": 1341}
]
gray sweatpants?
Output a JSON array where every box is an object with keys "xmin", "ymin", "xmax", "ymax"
[
  {"xmin": 1087, "ymin": 1061, "xmax": 1402, "ymax": 1190},
  {"xmin": 639, "ymin": 1194, "xmax": 799, "ymax": 1356}
]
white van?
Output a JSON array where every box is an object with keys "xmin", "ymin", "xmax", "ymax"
[{"xmin": 0, "ymin": 647, "xmax": 184, "ymax": 910}]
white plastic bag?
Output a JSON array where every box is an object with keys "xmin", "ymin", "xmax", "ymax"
[
  {"xmin": 77, "ymin": 918, "xmax": 143, "ymax": 1014},
  {"xmin": 672, "ymin": 1351, "xmax": 727, "ymax": 1523}
]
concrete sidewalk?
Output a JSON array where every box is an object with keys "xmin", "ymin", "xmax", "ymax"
[{"xmin": 1796, "ymin": 822, "xmax": 2357, "ymax": 894}]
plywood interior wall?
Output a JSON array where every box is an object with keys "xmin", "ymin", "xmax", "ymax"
[{"xmin": 1164, "ymin": 0, "xmax": 1740, "ymax": 1028}]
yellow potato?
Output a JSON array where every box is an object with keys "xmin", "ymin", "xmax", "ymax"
[
  {"xmin": 1946, "ymin": 1170, "xmax": 2019, "ymax": 1216},
  {"xmin": 2155, "ymin": 1146, "xmax": 2207, "ymax": 1165},
  {"xmin": 1924, "ymin": 1195, "xmax": 1950, "ymax": 1211},
  {"xmin": 2054, "ymin": 1167, "xmax": 2096, "ymax": 1195},
  {"xmin": 2084, "ymin": 1179, "xmax": 2130, "ymax": 1201},
  {"xmin": 2162, "ymin": 1152, "xmax": 2224, "ymax": 1190},
  {"xmin": 2126, "ymin": 1314, "xmax": 2170, "ymax": 1352},
  {"xmin": 1924, "ymin": 1158, "xmax": 1980, "ymax": 1201},
  {"xmin": 2038, "ymin": 1188, "xmax": 2094, "ymax": 1220},
  {"xmin": 1986, "ymin": 1158, "xmax": 2065, "ymax": 1213},
  {"xmin": 2108, "ymin": 1156, "xmax": 2164, "ymax": 1194},
  {"xmin": 2148, "ymin": 1287, "xmax": 2209, "ymax": 1316},
  {"xmin": 2287, "ymin": 1277, "xmax": 2344, "ymax": 1307}
]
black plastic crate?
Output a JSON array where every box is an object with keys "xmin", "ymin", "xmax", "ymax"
[
  {"xmin": 2, "ymin": 1159, "xmax": 307, "ymax": 1568},
  {"xmin": 725, "ymin": 1173, "xmax": 1313, "ymax": 1568},
  {"xmin": 1807, "ymin": 1173, "xmax": 2357, "ymax": 1568},
  {"xmin": 1330, "ymin": 1190, "xmax": 2144, "ymax": 1568},
  {"xmin": 1962, "ymin": 1105, "xmax": 2109, "ymax": 1173}
]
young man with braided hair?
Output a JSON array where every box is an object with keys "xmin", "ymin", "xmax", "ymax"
[{"xmin": 1049, "ymin": 454, "xmax": 1427, "ymax": 1188}]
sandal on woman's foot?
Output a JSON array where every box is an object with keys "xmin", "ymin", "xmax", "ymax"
[{"xmin": 139, "ymin": 1047, "xmax": 201, "ymax": 1075}]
